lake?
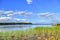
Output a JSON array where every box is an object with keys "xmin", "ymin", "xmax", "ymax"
[{"xmin": 0, "ymin": 25, "xmax": 52, "ymax": 32}]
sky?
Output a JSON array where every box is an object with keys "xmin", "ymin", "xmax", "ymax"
[{"xmin": 0, "ymin": 0, "xmax": 60, "ymax": 24}]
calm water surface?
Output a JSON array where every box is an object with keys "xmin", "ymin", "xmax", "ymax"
[{"xmin": 0, "ymin": 25, "xmax": 52, "ymax": 32}]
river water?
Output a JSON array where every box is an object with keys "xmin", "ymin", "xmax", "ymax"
[{"xmin": 0, "ymin": 25, "xmax": 52, "ymax": 32}]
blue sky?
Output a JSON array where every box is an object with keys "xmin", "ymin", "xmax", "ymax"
[{"xmin": 0, "ymin": 0, "xmax": 60, "ymax": 24}]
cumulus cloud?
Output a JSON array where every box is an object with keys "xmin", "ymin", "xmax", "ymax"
[
  {"xmin": 0, "ymin": 17, "xmax": 11, "ymax": 20},
  {"xmin": 0, "ymin": 10, "xmax": 60, "ymax": 23},
  {"xmin": 0, "ymin": 10, "xmax": 32, "ymax": 22},
  {"xmin": 19, "ymin": 11, "xmax": 33, "ymax": 17},
  {"xmin": 0, "ymin": 17, "xmax": 27, "ymax": 22},
  {"xmin": 0, "ymin": 10, "xmax": 33, "ymax": 17},
  {"xmin": 4, "ymin": 11, "xmax": 13, "ymax": 14},
  {"xmin": 13, "ymin": 18, "xmax": 26, "ymax": 21},
  {"xmin": 38, "ymin": 12, "xmax": 60, "ymax": 19},
  {"xmin": 26, "ymin": 0, "xmax": 32, "ymax": 4},
  {"xmin": 37, "ymin": 12, "xmax": 54, "ymax": 18},
  {"xmin": 37, "ymin": 12, "xmax": 59, "ymax": 20},
  {"xmin": 0, "ymin": 10, "xmax": 4, "ymax": 14},
  {"xmin": 37, "ymin": 12, "xmax": 60, "ymax": 23},
  {"xmin": 9, "ymin": 11, "xmax": 32, "ymax": 17}
]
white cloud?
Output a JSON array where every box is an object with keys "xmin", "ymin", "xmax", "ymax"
[
  {"xmin": 37, "ymin": 12, "xmax": 53, "ymax": 18},
  {"xmin": 6, "ymin": 11, "xmax": 33, "ymax": 17},
  {"xmin": 13, "ymin": 18, "xmax": 26, "ymax": 21},
  {"xmin": 7, "ymin": 14, "xmax": 13, "ymax": 16},
  {"xmin": 0, "ymin": 10, "xmax": 32, "ymax": 22},
  {"xmin": 0, "ymin": 10, "xmax": 60, "ymax": 23},
  {"xmin": 16, "ymin": 19, "xmax": 21, "ymax": 21},
  {"xmin": 0, "ymin": 10, "xmax": 33, "ymax": 17},
  {"xmin": 0, "ymin": 10, "xmax": 14, "ymax": 17},
  {"xmin": 37, "ymin": 12, "xmax": 60, "ymax": 23},
  {"xmin": 0, "ymin": 17, "xmax": 11, "ymax": 20},
  {"xmin": 20, "ymin": 12, "xmax": 33, "ymax": 17},
  {"xmin": 4, "ymin": 11, "xmax": 13, "ymax": 14},
  {"xmin": 37, "ymin": 12, "xmax": 58, "ymax": 19},
  {"xmin": 26, "ymin": 0, "xmax": 32, "ymax": 4},
  {"xmin": 0, "ymin": 16, "xmax": 27, "ymax": 22},
  {"xmin": 0, "ymin": 10, "xmax": 4, "ymax": 14}
]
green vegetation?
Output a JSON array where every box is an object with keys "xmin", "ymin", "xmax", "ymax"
[
  {"xmin": 0, "ymin": 26, "xmax": 60, "ymax": 40},
  {"xmin": 0, "ymin": 22, "xmax": 32, "ymax": 25}
]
